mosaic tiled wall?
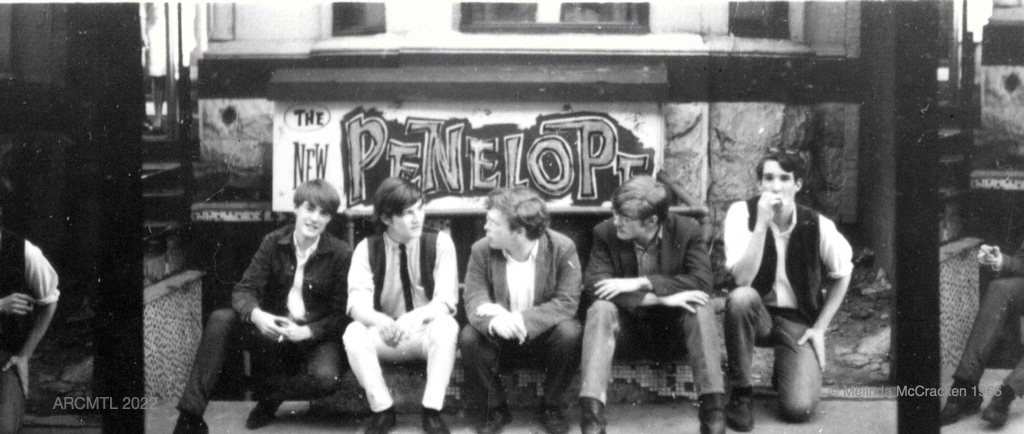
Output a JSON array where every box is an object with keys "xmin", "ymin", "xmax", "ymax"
[
  {"xmin": 144, "ymin": 272, "xmax": 204, "ymax": 401},
  {"xmin": 939, "ymin": 239, "xmax": 982, "ymax": 373}
]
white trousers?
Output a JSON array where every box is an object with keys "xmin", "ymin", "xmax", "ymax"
[{"xmin": 342, "ymin": 316, "xmax": 459, "ymax": 412}]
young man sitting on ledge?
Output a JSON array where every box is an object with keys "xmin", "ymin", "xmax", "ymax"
[{"xmin": 173, "ymin": 179, "xmax": 351, "ymax": 434}]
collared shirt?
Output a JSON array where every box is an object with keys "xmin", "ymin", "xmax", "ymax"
[
  {"xmin": 0, "ymin": 232, "xmax": 59, "ymax": 305},
  {"xmin": 633, "ymin": 225, "xmax": 663, "ymax": 277},
  {"xmin": 286, "ymin": 233, "xmax": 320, "ymax": 321},
  {"xmin": 504, "ymin": 240, "xmax": 539, "ymax": 313},
  {"xmin": 347, "ymin": 231, "xmax": 458, "ymax": 319},
  {"xmin": 723, "ymin": 201, "xmax": 853, "ymax": 309}
]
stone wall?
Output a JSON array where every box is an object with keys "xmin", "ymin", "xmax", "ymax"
[{"xmin": 662, "ymin": 102, "xmax": 860, "ymax": 287}]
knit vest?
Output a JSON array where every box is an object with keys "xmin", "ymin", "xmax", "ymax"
[
  {"xmin": 0, "ymin": 229, "xmax": 31, "ymax": 352},
  {"xmin": 367, "ymin": 230, "xmax": 438, "ymax": 313},
  {"xmin": 745, "ymin": 196, "xmax": 823, "ymax": 324}
]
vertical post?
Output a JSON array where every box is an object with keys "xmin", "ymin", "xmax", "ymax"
[{"xmin": 893, "ymin": 2, "xmax": 941, "ymax": 433}]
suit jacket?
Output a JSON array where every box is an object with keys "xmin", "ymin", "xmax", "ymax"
[
  {"xmin": 232, "ymin": 224, "xmax": 352, "ymax": 342},
  {"xmin": 464, "ymin": 229, "xmax": 582, "ymax": 338},
  {"xmin": 998, "ymin": 239, "xmax": 1024, "ymax": 278},
  {"xmin": 583, "ymin": 213, "xmax": 711, "ymax": 314}
]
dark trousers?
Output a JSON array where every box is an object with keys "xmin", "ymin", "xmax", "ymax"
[
  {"xmin": 953, "ymin": 277, "xmax": 1024, "ymax": 397},
  {"xmin": 458, "ymin": 320, "xmax": 582, "ymax": 410},
  {"xmin": 725, "ymin": 287, "xmax": 820, "ymax": 422},
  {"xmin": 177, "ymin": 308, "xmax": 344, "ymax": 416},
  {"xmin": 0, "ymin": 348, "xmax": 25, "ymax": 434},
  {"xmin": 580, "ymin": 300, "xmax": 724, "ymax": 402}
]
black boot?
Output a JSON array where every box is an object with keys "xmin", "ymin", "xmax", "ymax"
[
  {"xmin": 940, "ymin": 379, "xmax": 983, "ymax": 426},
  {"xmin": 699, "ymin": 393, "xmax": 726, "ymax": 434},
  {"xmin": 245, "ymin": 400, "xmax": 281, "ymax": 430},
  {"xmin": 981, "ymin": 384, "xmax": 1017, "ymax": 428},
  {"xmin": 366, "ymin": 407, "xmax": 397, "ymax": 434},
  {"xmin": 579, "ymin": 397, "xmax": 606, "ymax": 434},
  {"xmin": 725, "ymin": 387, "xmax": 754, "ymax": 432},
  {"xmin": 422, "ymin": 407, "xmax": 451, "ymax": 434},
  {"xmin": 172, "ymin": 410, "xmax": 209, "ymax": 434}
]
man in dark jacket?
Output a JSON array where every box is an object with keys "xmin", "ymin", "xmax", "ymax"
[
  {"xmin": 940, "ymin": 241, "xmax": 1024, "ymax": 428},
  {"xmin": 460, "ymin": 187, "xmax": 582, "ymax": 434},
  {"xmin": 722, "ymin": 152, "xmax": 853, "ymax": 431},
  {"xmin": 579, "ymin": 175, "xmax": 724, "ymax": 434},
  {"xmin": 173, "ymin": 179, "xmax": 352, "ymax": 434}
]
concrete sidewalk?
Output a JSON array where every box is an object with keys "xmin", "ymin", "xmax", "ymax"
[{"xmin": 146, "ymin": 396, "xmax": 896, "ymax": 433}]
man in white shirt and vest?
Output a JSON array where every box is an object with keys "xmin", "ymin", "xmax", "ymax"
[
  {"xmin": 174, "ymin": 180, "xmax": 351, "ymax": 434},
  {"xmin": 460, "ymin": 187, "xmax": 583, "ymax": 434},
  {"xmin": 343, "ymin": 177, "xmax": 459, "ymax": 434},
  {"xmin": 722, "ymin": 152, "xmax": 853, "ymax": 431},
  {"xmin": 0, "ymin": 206, "xmax": 60, "ymax": 434}
]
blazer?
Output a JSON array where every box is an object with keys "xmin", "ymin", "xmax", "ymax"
[
  {"xmin": 232, "ymin": 224, "xmax": 352, "ymax": 342},
  {"xmin": 583, "ymin": 213, "xmax": 712, "ymax": 314},
  {"xmin": 463, "ymin": 229, "xmax": 582, "ymax": 338}
]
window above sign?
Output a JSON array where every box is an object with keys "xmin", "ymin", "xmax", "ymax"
[
  {"xmin": 458, "ymin": 2, "xmax": 649, "ymax": 34},
  {"xmin": 332, "ymin": 2, "xmax": 386, "ymax": 36}
]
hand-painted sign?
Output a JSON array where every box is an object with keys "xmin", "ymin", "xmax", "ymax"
[{"xmin": 273, "ymin": 102, "xmax": 663, "ymax": 211}]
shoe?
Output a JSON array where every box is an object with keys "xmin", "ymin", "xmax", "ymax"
[
  {"xmin": 172, "ymin": 410, "xmax": 209, "ymax": 434},
  {"xmin": 699, "ymin": 393, "xmax": 727, "ymax": 434},
  {"xmin": 422, "ymin": 408, "xmax": 451, "ymax": 434},
  {"xmin": 540, "ymin": 406, "xmax": 570, "ymax": 434},
  {"xmin": 981, "ymin": 384, "xmax": 1016, "ymax": 428},
  {"xmin": 725, "ymin": 389, "xmax": 754, "ymax": 432},
  {"xmin": 365, "ymin": 407, "xmax": 397, "ymax": 434},
  {"xmin": 579, "ymin": 397, "xmax": 606, "ymax": 434},
  {"xmin": 476, "ymin": 404, "xmax": 512, "ymax": 434},
  {"xmin": 245, "ymin": 400, "xmax": 281, "ymax": 429},
  {"xmin": 940, "ymin": 393, "xmax": 983, "ymax": 426}
]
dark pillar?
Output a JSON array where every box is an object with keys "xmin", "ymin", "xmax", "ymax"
[
  {"xmin": 67, "ymin": 4, "xmax": 144, "ymax": 433},
  {"xmin": 891, "ymin": 2, "xmax": 941, "ymax": 433}
]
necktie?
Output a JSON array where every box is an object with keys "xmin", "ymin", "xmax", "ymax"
[{"xmin": 399, "ymin": 244, "xmax": 414, "ymax": 313}]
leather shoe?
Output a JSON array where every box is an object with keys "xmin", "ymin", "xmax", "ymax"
[
  {"xmin": 579, "ymin": 397, "xmax": 606, "ymax": 434},
  {"xmin": 940, "ymin": 393, "xmax": 983, "ymax": 426},
  {"xmin": 422, "ymin": 408, "xmax": 451, "ymax": 434},
  {"xmin": 173, "ymin": 410, "xmax": 209, "ymax": 434},
  {"xmin": 366, "ymin": 407, "xmax": 397, "ymax": 434},
  {"xmin": 725, "ymin": 392, "xmax": 754, "ymax": 432},
  {"xmin": 699, "ymin": 393, "xmax": 726, "ymax": 434},
  {"xmin": 245, "ymin": 400, "xmax": 281, "ymax": 430},
  {"xmin": 540, "ymin": 406, "xmax": 570, "ymax": 434},
  {"xmin": 476, "ymin": 404, "xmax": 512, "ymax": 434},
  {"xmin": 981, "ymin": 384, "xmax": 1016, "ymax": 428}
]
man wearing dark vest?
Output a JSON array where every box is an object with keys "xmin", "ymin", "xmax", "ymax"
[
  {"xmin": 174, "ymin": 179, "xmax": 351, "ymax": 434},
  {"xmin": 722, "ymin": 152, "xmax": 853, "ymax": 431},
  {"xmin": 343, "ymin": 177, "xmax": 459, "ymax": 434},
  {"xmin": 460, "ymin": 187, "xmax": 582, "ymax": 434},
  {"xmin": 0, "ymin": 207, "xmax": 59, "ymax": 434},
  {"xmin": 579, "ymin": 175, "xmax": 725, "ymax": 434}
]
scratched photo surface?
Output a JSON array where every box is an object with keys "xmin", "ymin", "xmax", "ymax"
[{"xmin": 3, "ymin": 1, "xmax": 981, "ymax": 433}]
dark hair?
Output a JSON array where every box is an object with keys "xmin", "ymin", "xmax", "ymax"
[
  {"xmin": 485, "ymin": 187, "xmax": 550, "ymax": 241},
  {"xmin": 612, "ymin": 175, "xmax": 670, "ymax": 223},
  {"xmin": 293, "ymin": 179, "xmax": 341, "ymax": 213},
  {"xmin": 755, "ymin": 151, "xmax": 807, "ymax": 183},
  {"xmin": 373, "ymin": 177, "xmax": 424, "ymax": 231}
]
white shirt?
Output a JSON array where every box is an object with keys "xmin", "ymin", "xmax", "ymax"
[
  {"xmin": 504, "ymin": 240, "xmax": 539, "ymax": 313},
  {"xmin": 286, "ymin": 233, "xmax": 320, "ymax": 321},
  {"xmin": 347, "ymin": 231, "xmax": 458, "ymax": 318},
  {"xmin": 723, "ymin": 201, "xmax": 853, "ymax": 308}
]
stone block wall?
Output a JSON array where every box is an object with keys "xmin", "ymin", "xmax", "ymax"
[{"xmin": 662, "ymin": 102, "xmax": 860, "ymax": 288}]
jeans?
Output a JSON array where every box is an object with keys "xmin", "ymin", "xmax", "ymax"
[
  {"xmin": 343, "ymin": 316, "xmax": 459, "ymax": 412},
  {"xmin": 458, "ymin": 320, "xmax": 582, "ymax": 410},
  {"xmin": 953, "ymin": 277, "xmax": 1024, "ymax": 396},
  {"xmin": 580, "ymin": 300, "xmax": 724, "ymax": 403},
  {"xmin": 177, "ymin": 308, "xmax": 344, "ymax": 416},
  {"xmin": 0, "ymin": 349, "xmax": 25, "ymax": 434},
  {"xmin": 725, "ymin": 287, "xmax": 820, "ymax": 422}
]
